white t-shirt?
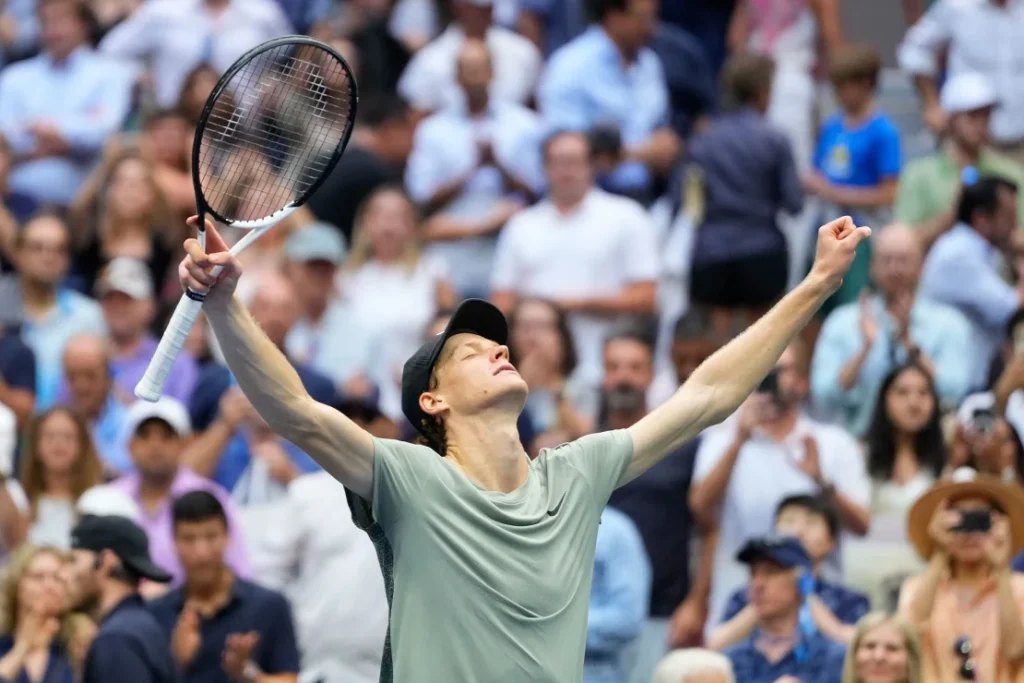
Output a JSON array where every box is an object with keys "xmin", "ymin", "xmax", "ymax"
[
  {"xmin": 491, "ymin": 189, "xmax": 660, "ymax": 390},
  {"xmin": 694, "ymin": 413, "xmax": 871, "ymax": 630}
]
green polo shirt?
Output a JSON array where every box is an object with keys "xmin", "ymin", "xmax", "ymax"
[{"xmin": 894, "ymin": 149, "xmax": 1024, "ymax": 227}]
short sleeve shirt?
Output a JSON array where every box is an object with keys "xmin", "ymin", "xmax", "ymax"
[{"xmin": 348, "ymin": 429, "xmax": 634, "ymax": 683}]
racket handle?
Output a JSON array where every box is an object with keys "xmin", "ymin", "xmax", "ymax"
[{"xmin": 134, "ymin": 292, "xmax": 205, "ymax": 402}]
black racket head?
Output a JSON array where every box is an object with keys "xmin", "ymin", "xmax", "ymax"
[{"xmin": 191, "ymin": 36, "xmax": 358, "ymax": 225}]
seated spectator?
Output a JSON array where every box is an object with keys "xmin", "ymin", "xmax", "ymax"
[
  {"xmin": 710, "ymin": 495, "xmax": 869, "ymax": 649},
  {"xmin": 491, "ymin": 130, "xmax": 658, "ymax": 391},
  {"xmin": 0, "ymin": 134, "xmax": 37, "ymax": 267},
  {"xmin": 0, "ymin": 0, "xmax": 135, "ymax": 206},
  {"xmin": 6, "ymin": 213, "xmax": 105, "ymax": 410},
  {"xmin": 648, "ymin": 308, "xmax": 720, "ymax": 409},
  {"xmin": 60, "ymin": 335, "xmax": 128, "ymax": 473},
  {"xmin": 538, "ymin": 0, "xmax": 679, "ymax": 204},
  {"xmin": 690, "ymin": 341, "xmax": 870, "ymax": 629},
  {"xmin": 584, "ymin": 506, "xmax": 651, "ymax": 683},
  {"xmin": 947, "ymin": 393, "xmax": 1023, "ymax": 483},
  {"xmin": 652, "ymin": 648, "xmax": 735, "ymax": 683},
  {"xmin": 812, "ymin": 224, "xmax": 972, "ymax": 435},
  {"xmin": 176, "ymin": 64, "xmax": 220, "ymax": 126},
  {"xmin": 20, "ymin": 408, "xmax": 103, "ymax": 548},
  {"xmin": 99, "ymin": 0, "xmax": 291, "ymax": 109},
  {"xmin": 108, "ymin": 398, "xmax": 249, "ymax": 587},
  {"xmin": 339, "ymin": 187, "xmax": 455, "ymax": 420},
  {"xmin": 994, "ymin": 309, "xmax": 1024, "ymax": 443},
  {"xmin": 842, "ymin": 612, "xmax": 923, "ymax": 683},
  {"xmin": 255, "ymin": 471, "xmax": 388, "ymax": 683},
  {"xmin": 282, "ymin": 223, "xmax": 380, "ymax": 397},
  {"xmin": 720, "ymin": 536, "xmax": 846, "ymax": 683},
  {"xmin": 684, "ymin": 52, "xmax": 803, "ymax": 333},
  {"xmin": 845, "ymin": 364, "xmax": 943, "ymax": 608},
  {"xmin": 804, "ymin": 44, "xmax": 902, "ymax": 314},
  {"xmin": 919, "ymin": 176, "xmax": 1021, "ymax": 390},
  {"xmin": 0, "ymin": 545, "xmax": 76, "ymax": 683},
  {"xmin": 899, "ymin": 468, "xmax": 1024, "ymax": 683},
  {"xmin": 649, "ymin": 22, "xmax": 716, "ymax": 140},
  {"xmin": 895, "ymin": 73, "xmax": 1024, "ymax": 251},
  {"xmin": 149, "ymin": 492, "xmax": 300, "ymax": 683},
  {"xmin": 139, "ymin": 110, "xmax": 194, "ymax": 221},
  {"xmin": 405, "ymin": 37, "xmax": 543, "ymax": 298},
  {"xmin": 396, "ymin": 0, "xmax": 541, "ymax": 116}
]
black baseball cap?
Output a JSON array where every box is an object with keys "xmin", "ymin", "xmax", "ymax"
[
  {"xmin": 736, "ymin": 535, "xmax": 812, "ymax": 570},
  {"xmin": 401, "ymin": 298, "xmax": 508, "ymax": 435},
  {"xmin": 71, "ymin": 515, "xmax": 173, "ymax": 583}
]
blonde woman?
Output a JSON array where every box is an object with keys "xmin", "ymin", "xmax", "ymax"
[
  {"xmin": 0, "ymin": 545, "xmax": 76, "ymax": 683},
  {"xmin": 842, "ymin": 613, "xmax": 922, "ymax": 683},
  {"xmin": 20, "ymin": 409, "xmax": 104, "ymax": 549}
]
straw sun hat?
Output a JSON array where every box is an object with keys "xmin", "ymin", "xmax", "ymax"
[{"xmin": 907, "ymin": 467, "xmax": 1024, "ymax": 559}]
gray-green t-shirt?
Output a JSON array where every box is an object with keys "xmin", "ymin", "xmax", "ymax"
[{"xmin": 347, "ymin": 429, "xmax": 635, "ymax": 683}]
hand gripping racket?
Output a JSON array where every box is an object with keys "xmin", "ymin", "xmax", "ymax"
[{"xmin": 135, "ymin": 36, "xmax": 358, "ymax": 402}]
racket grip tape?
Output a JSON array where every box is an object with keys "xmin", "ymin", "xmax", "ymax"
[{"xmin": 134, "ymin": 292, "xmax": 205, "ymax": 402}]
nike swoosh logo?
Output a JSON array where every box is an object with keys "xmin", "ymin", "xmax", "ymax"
[{"xmin": 547, "ymin": 493, "xmax": 566, "ymax": 517}]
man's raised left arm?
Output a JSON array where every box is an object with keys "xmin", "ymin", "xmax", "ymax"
[{"xmin": 622, "ymin": 217, "xmax": 871, "ymax": 484}]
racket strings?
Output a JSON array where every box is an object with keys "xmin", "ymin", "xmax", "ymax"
[{"xmin": 197, "ymin": 44, "xmax": 353, "ymax": 222}]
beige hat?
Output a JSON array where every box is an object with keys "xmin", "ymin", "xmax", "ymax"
[{"xmin": 907, "ymin": 467, "xmax": 1024, "ymax": 559}]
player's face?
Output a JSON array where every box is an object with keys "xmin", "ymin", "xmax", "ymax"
[{"xmin": 426, "ymin": 334, "xmax": 528, "ymax": 419}]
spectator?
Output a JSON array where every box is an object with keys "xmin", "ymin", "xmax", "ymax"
[
  {"xmin": 139, "ymin": 109, "xmax": 194, "ymax": 221},
  {"xmin": 648, "ymin": 308, "xmax": 721, "ymax": 409},
  {"xmin": 584, "ymin": 506, "xmax": 651, "ymax": 683},
  {"xmin": 339, "ymin": 187, "xmax": 456, "ymax": 420},
  {"xmin": 0, "ymin": 135, "xmax": 37, "ymax": 267},
  {"xmin": 710, "ymin": 495, "xmax": 870, "ymax": 649},
  {"xmin": 255, "ymin": 471, "xmax": 387, "ymax": 683},
  {"xmin": 0, "ymin": 0, "xmax": 135, "ymax": 206},
  {"xmin": 406, "ymin": 37, "xmax": 544, "ymax": 298},
  {"xmin": 684, "ymin": 52, "xmax": 803, "ymax": 333},
  {"xmin": 149, "ymin": 491, "xmax": 300, "ymax": 683},
  {"xmin": 651, "ymin": 648, "xmax": 735, "ymax": 683},
  {"xmin": 538, "ymin": 0, "xmax": 679, "ymax": 203},
  {"xmin": 845, "ymin": 364, "xmax": 943, "ymax": 608},
  {"xmin": 491, "ymin": 130, "xmax": 658, "ymax": 391},
  {"xmin": 283, "ymin": 224, "xmax": 380, "ymax": 396},
  {"xmin": 993, "ymin": 309, "xmax": 1024, "ymax": 439},
  {"xmin": 6, "ymin": 213, "xmax": 105, "ymax": 411},
  {"xmin": 947, "ymin": 392, "xmax": 1022, "ymax": 481},
  {"xmin": 176, "ymin": 64, "xmax": 220, "ymax": 126},
  {"xmin": 898, "ymin": 0, "xmax": 1024, "ymax": 162},
  {"xmin": 841, "ymin": 612, "xmax": 923, "ymax": 683},
  {"xmin": 20, "ymin": 407, "xmax": 104, "ymax": 548},
  {"xmin": 899, "ymin": 468, "xmax": 1024, "ymax": 682},
  {"xmin": 396, "ymin": 0, "xmax": 541, "ymax": 116},
  {"xmin": 305, "ymin": 95, "xmax": 412, "ymax": 245},
  {"xmin": 690, "ymin": 341, "xmax": 870, "ymax": 629},
  {"xmin": 0, "ymin": 545, "xmax": 76, "ymax": 683},
  {"xmin": 69, "ymin": 514, "xmax": 176, "ymax": 683},
  {"xmin": 649, "ymin": 22, "xmax": 717, "ymax": 140},
  {"xmin": 0, "ymin": 321, "xmax": 35, "ymax": 436},
  {"xmin": 599, "ymin": 330, "xmax": 717, "ymax": 680},
  {"xmin": 894, "ymin": 73, "xmax": 1024, "ymax": 251},
  {"xmin": 919, "ymin": 176, "xmax": 1021, "ymax": 390},
  {"xmin": 515, "ymin": 0, "xmax": 586, "ymax": 56},
  {"xmin": 108, "ymin": 398, "xmax": 250, "ymax": 586},
  {"xmin": 811, "ymin": 224, "xmax": 972, "ymax": 436},
  {"xmin": 60, "ymin": 335, "xmax": 128, "ymax": 473},
  {"xmin": 99, "ymin": 0, "xmax": 291, "ymax": 109},
  {"xmin": 720, "ymin": 536, "xmax": 846, "ymax": 683}
]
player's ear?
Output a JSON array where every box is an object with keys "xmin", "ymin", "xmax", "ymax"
[{"xmin": 419, "ymin": 391, "xmax": 448, "ymax": 419}]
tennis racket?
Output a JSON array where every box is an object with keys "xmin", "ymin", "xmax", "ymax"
[{"xmin": 135, "ymin": 36, "xmax": 358, "ymax": 402}]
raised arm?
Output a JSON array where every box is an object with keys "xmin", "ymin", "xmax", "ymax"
[
  {"xmin": 179, "ymin": 218, "xmax": 374, "ymax": 500},
  {"xmin": 623, "ymin": 217, "xmax": 871, "ymax": 483}
]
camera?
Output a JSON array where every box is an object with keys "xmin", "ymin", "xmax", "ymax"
[
  {"xmin": 953, "ymin": 509, "xmax": 992, "ymax": 534},
  {"xmin": 970, "ymin": 406, "xmax": 996, "ymax": 435}
]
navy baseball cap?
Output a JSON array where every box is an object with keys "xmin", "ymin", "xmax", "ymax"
[
  {"xmin": 736, "ymin": 535, "xmax": 812, "ymax": 570},
  {"xmin": 401, "ymin": 298, "xmax": 508, "ymax": 436},
  {"xmin": 71, "ymin": 514, "xmax": 172, "ymax": 583}
]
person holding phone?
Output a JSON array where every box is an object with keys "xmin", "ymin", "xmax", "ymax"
[{"xmin": 899, "ymin": 468, "xmax": 1024, "ymax": 683}]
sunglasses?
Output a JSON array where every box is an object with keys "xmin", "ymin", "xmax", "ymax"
[{"xmin": 955, "ymin": 636, "xmax": 975, "ymax": 681}]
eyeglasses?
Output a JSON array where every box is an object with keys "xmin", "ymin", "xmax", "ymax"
[{"xmin": 955, "ymin": 637, "xmax": 976, "ymax": 681}]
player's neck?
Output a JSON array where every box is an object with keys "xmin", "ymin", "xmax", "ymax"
[{"xmin": 446, "ymin": 416, "xmax": 528, "ymax": 493}]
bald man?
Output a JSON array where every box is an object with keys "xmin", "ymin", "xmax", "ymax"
[
  {"xmin": 186, "ymin": 272, "xmax": 339, "ymax": 496},
  {"xmin": 810, "ymin": 224, "xmax": 973, "ymax": 435}
]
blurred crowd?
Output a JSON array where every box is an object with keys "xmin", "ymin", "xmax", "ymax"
[{"xmin": 2, "ymin": 0, "xmax": 1024, "ymax": 682}]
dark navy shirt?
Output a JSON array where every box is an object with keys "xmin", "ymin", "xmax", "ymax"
[
  {"xmin": 149, "ymin": 578, "xmax": 300, "ymax": 683},
  {"xmin": 726, "ymin": 630, "xmax": 846, "ymax": 683},
  {"xmin": 0, "ymin": 330, "xmax": 35, "ymax": 392},
  {"xmin": 721, "ymin": 577, "xmax": 870, "ymax": 628},
  {"xmin": 83, "ymin": 595, "xmax": 176, "ymax": 683},
  {"xmin": 0, "ymin": 635, "xmax": 74, "ymax": 683}
]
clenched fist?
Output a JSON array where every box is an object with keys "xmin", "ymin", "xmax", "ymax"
[
  {"xmin": 809, "ymin": 216, "xmax": 872, "ymax": 295},
  {"xmin": 178, "ymin": 216, "xmax": 244, "ymax": 303}
]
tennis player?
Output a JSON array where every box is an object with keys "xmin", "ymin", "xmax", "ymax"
[{"xmin": 179, "ymin": 215, "xmax": 870, "ymax": 682}]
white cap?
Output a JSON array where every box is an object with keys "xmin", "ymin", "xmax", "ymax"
[
  {"xmin": 95, "ymin": 257, "xmax": 154, "ymax": 301},
  {"xmin": 940, "ymin": 72, "xmax": 1000, "ymax": 115},
  {"xmin": 76, "ymin": 484, "xmax": 142, "ymax": 522},
  {"xmin": 123, "ymin": 397, "xmax": 192, "ymax": 439}
]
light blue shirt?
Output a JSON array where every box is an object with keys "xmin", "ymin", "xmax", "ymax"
[
  {"xmin": 538, "ymin": 26, "xmax": 670, "ymax": 195},
  {"xmin": 919, "ymin": 224, "xmax": 1019, "ymax": 388},
  {"xmin": 811, "ymin": 295, "xmax": 973, "ymax": 436},
  {"xmin": 90, "ymin": 395, "xmax": 129, "ymax": 474},
  {"xmin": 0, "ymin": 47, "xmax": 135, "ymax": 204},
  {"xmin": 405, "ymin": 99, "xmax": 545, "ymax": 296},
  {"xmin": 284, "ymin": 300, "xmax": 386, "ymax": 387},
  {"xmin": 584, "ymin": 507, "xmax": 651, "ymax": 683}
]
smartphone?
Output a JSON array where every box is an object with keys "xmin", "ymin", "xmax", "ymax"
[
  {"xmin": 757, "ymin": 369, "xmax": 780, "ymax": 400},
  {"xmin": 971, "ymin": 406, "xmax": 996, "ymax": 435},
  {"xmin": 954, "ymin": 509, "xmax": 992, "ymax": 534},
  {"xmin": 1014, "ymin": 323, "xmax": 1024, "ymax": 355}
]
